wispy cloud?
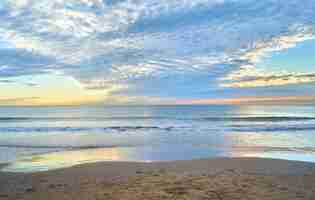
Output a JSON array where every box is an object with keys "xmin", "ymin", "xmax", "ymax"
[
  {"xmin": 221, "ymin": 30, "xmax": 315, "ymax": 88},
  {"xmin": 0, "ymin": 97, "xmax": 40, "ymax": 104},
  {"xmin": 222, "ymin": 73, "xmax": 315, "ymax": 88},
  {"xmin": 0, "ymin": 79, "xmax": 38, "ymax": 87},
  {"xmin": 0, "ymin": 79, "xmax": 14, "ymax": 83}
]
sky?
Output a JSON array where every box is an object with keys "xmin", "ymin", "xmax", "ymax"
[{"xmin": 0, "ymin": 0, "xmax": 315, "ymax": 106}]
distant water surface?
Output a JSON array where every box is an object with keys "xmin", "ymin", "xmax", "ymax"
[{"xmin": 1, "ymin": 105, "xmax": 315, "ymax": 172}]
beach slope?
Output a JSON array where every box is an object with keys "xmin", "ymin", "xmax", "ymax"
[{"xmin": 1, "ymin": 158, "xmax": 315, "ymax": 200}]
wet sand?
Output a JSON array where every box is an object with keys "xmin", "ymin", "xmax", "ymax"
[{"xmin": 1, "ymin": 158, "xmax": 315, "ymax": 200}]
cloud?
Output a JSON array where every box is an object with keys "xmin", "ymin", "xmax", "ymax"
[
  {"xmin": 221, "ymin": 30, "xmax": 315, "ymax": 87},
  {"xmin": 0, "ymin": 79, "xmax": 14, "ymax": 83},
  {"xmin": 1, "ymin": 0, "xmax": 315, "ymax": 100},
  {"xmin": 222, "ymin": 73, "xmax": 315, "ymax": 88},
  {"xmin": 82, "ymin": 80, "xmax": 128, "ymax": 91},
  {"xmin": 0, "ymin": 79, "xmax": 38, "ymax": 87},
  {"xmin": 24, "ymin": 82, "xmax": 38, "ymax": 87},
  {"xmin": 0, "ymin": 97, "xmax": 40, "ymax": 104}
]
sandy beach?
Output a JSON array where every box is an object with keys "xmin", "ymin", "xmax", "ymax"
[{"xmin": 1, "ymin": 158, "xmax": 315, "ymax": 200}]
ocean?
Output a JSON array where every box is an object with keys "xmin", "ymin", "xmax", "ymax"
[{"xmin": 1, "ymin": 105, "xmax": 315, "ymax": 172}]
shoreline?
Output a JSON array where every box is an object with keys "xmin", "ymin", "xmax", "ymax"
[
  {"xmin": 2, "ymin": 157, "xmax": 315, "ymax": 175},
  {"xmin": 1, "ymin": 157, "xmax": 315, "ymax": 199},
  {"xmin": 2, "ymin": 144, "xmax": 315, "ymax": 173}
]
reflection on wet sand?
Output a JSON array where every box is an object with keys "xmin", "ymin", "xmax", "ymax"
[
  {"xmin": 2, "ymin": 148, "xmax": 134, "ymax": 173},
  {"xmin": 3, "ymin": 145, "xmax": 315, "ymax": 173}
]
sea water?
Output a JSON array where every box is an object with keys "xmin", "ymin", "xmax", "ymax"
[{"xmin": 1, "ymin": 105, "xmax": 315, "ymax": 172}]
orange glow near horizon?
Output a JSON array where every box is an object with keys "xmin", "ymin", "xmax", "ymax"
[
  {"xmin": 176, "ymin": 96, "xmax": 315, "ymax": 105},
  {"xmin": 1, "ymin": 95, "xmax": 315, "ymax": 106}
]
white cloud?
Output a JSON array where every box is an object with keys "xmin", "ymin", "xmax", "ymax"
[
  {"xmin": 222, "ymin": 73, "xmax": 315, "ymax": 88},
  {"xmin": 222, "ymin": 27, "xmax": 315, "ymax": 87}
]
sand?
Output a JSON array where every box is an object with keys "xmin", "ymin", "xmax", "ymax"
[{"xmin": 1, "ymin": 158, "xmax": 315, "ymax": 200}]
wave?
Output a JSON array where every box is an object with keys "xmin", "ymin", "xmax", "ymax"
[
  {"xmin": 1, "ymin": 124, "xmax": 315, "ymax": 134},
  {"xmin": 0, "ymin": 126, "xmax": 176, "ymax": 133},
  {"xmin": 230, "ymin": 125, "xmax": 315, "ymax": 132},
  {"xmin": 1, "ymin": 116, "xmax": 315, "ymax": 122},
  {"xmin": 203, "ymin": 117, "xmax": 315, "ymax": 122}
]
